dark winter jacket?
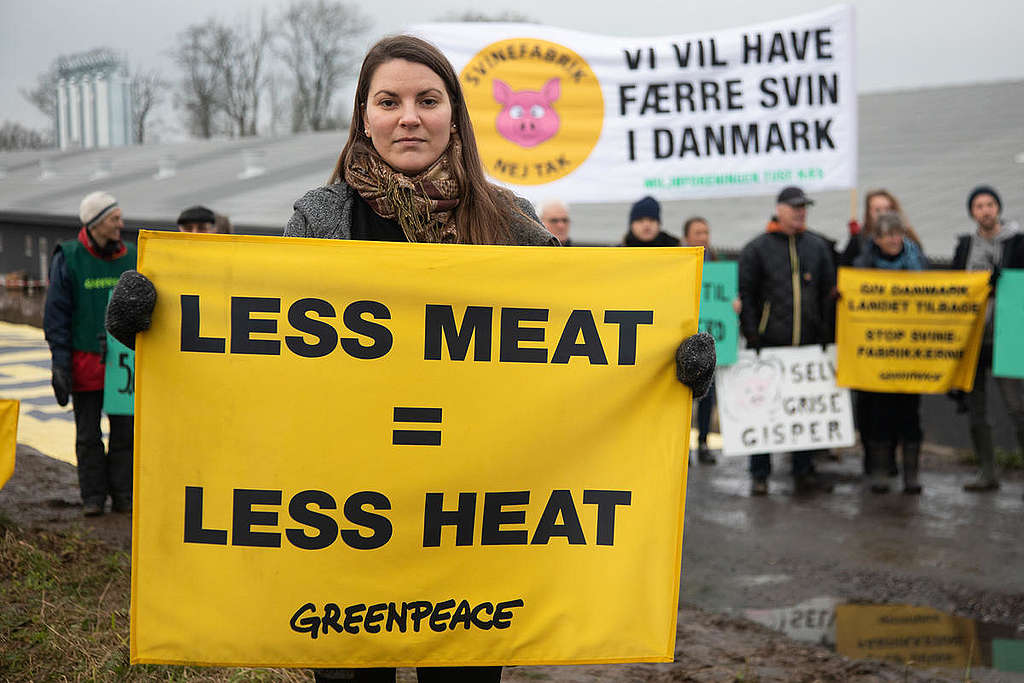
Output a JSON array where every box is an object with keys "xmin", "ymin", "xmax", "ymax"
[
  {"xmin": 951, "ymin": 221, "xmax": 1023, "ymax": 270},
  {"xmin": 738, "ymin": 221, "xmax": 836, "ymax": 348}
]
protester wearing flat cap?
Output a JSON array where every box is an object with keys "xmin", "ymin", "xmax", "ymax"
[
  {"xmin": 737, "ymin": 185, "xmax": 836, "ymax": 496},
  {"xmin": 42, "ymin": 191, "xmax": 137, "ymax": 516},
  {"xmin": 622, "ymin": 195, "xmax": 681, "ymax": 247},
  {"xmin": 177, "ymin": 205, "xmax": 218, "ymax": 233}
]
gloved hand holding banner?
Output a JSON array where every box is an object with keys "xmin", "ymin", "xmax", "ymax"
[
  {"xmin": 130, "ymin": 231, "xmax": 701, "ymax": 668},
  {"xmin": 836, "ymin": 268, "xmax": 989, "ymax": 393}
]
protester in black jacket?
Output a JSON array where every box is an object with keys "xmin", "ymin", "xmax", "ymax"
[
  {"xmin": 738, "ymin": 186, "xmax": 836, "ymax": 496},
  {"xmin": 951, "ymin": 185, "xmax": 1024, "ymax": 492}
]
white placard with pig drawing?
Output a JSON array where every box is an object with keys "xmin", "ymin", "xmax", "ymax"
[{"xmin": 715, "ymin": 344, "xmax": 854, "ymax": 456}]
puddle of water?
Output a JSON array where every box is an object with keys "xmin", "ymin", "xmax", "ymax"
[
  {"xmin": 733, "ymin": 573, "xmax": 792, "ymax": 587},
  {"xmin": 693, "ymin": 507, "xmax": 749, "ymax": 530}
]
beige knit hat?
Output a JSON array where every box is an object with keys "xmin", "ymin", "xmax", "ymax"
[{"xmin": 79, "ymin": 191, "xmax": 119, "ymax": 227}]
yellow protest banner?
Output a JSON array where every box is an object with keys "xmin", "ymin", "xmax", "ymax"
[
  {"xmin": 130, "ymin": 231, "xmax": 701, "ymax": 668},
  {"xmin": 0, "ymin": 399, "xmax": 18, "ymax": 489},
  {"xmin": 836, "ymin": 268, "xmax": 989, "ymax": 393},
  {"xmin": 835, "ymin": 604, "xmax": 980, "ymax": 668}
]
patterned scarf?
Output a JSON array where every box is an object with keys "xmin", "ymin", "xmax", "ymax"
[{"xmin": 343, "ymin": 135, "xmax": 461, "ymax": 243}]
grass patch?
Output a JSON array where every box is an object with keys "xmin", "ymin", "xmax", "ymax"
[
  {"xmin": 957, "ymin": 448, "xmax": 1024, "ymax": 470},
  {"xmin": 0, "ymin": 522, "xmax": 310, "ymax": 682}
]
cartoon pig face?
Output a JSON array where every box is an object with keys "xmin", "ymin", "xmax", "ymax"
[
  {"xmin": 493, "ymin": 78, "xmax": 561, "ymax": 148},
  {"xmin": 724, "ymin": 357, "xmax": 784, "ymax": 421}
]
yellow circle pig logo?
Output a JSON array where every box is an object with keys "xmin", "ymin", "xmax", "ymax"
[{"xmin": 460, "ymin": 38, "xmax": 604, "ymax": 186}]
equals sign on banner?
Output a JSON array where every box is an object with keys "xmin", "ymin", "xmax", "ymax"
[{"xmin": 392, "ymin": 407, "xmax": 442, "ymax": 446}]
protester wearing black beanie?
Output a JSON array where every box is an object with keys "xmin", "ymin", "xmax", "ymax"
[
  {"xmin": 623, "ymin": 195, "xmax": 680, "ymax": 247},
  {"xmin": 967, "ymin": 185, "xmax": 1002, "ymax": 216}
]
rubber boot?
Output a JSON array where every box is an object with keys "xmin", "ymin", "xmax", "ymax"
[
  {"xmin": 869, "ymin": 442, "xmax": 891, "ymax": 493},
  {"xmin": 964, "ymin": 425, "xmax": 999, "ymax": 491},
  {"xmin": 902, "ymin": 441, "xmax": 922, "ymax": 494}
]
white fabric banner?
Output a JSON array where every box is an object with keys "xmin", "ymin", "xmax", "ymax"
[
  {"xmin": 410, "ymin": 4, "xmax": 856, "ymax": 203},
  {"xmin": 715, "ymin": 345, "xmax": 855, "ymax": 457}
]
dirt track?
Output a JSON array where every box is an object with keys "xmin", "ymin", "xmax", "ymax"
[{"xmin": 4, "ymin": 443, "xmax": 1022, "ymax": 681}]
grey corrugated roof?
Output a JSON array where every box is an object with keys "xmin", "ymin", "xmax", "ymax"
[{"xmin": 1, "ymin": 79, "xmax": 1022, "ymax": 256}]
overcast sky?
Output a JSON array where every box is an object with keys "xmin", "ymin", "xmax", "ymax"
[{"xmin": 3, "ymin": 0, "xmax": 1022, "ymax": 132}]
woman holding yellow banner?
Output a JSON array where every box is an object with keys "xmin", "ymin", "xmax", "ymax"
[
  {"xmin": 852, "ymin": 212, "xmax": 929, "ymax": 494},
  {"xmin": 106, "ymin": 34, "xmax": 715, "ymax": 683}
]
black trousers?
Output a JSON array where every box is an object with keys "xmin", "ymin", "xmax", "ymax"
[
  {"xmin": 861, "ymin": 391, "xmax": 922, "ymax": 445},
  {"xmin": 314, "ymin": 667, "xmax": 502, "ymax": 682},
  {"xmin": 72, "ymin": 390, "xmax": 134, "ymax": 507}
]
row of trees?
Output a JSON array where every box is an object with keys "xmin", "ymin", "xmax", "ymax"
[
  {"xmin": 12, "ymin": 2, "xmax": 534, "ymax": 149},
  {"xmin": 14, "ymin": 0, "xmax": 370, "ymax": 146}
]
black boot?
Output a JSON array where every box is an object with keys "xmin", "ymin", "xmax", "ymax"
[
  {"xmin": 869, "ymin": 442, "xmax": 892, "ymax": 493},
  {"xmin": 964, "ymin": 425, "xmax": 999, "ymax": 491},
  {"xmin": 902, "ymin": 441, "xmax": 922, "ymax": 494}
]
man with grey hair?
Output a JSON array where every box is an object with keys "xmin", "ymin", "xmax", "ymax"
[
  {"xmin": 539, "ymin": 199, "xmax": 572, "ymax": 246},
  {"xmin": 43, "ymin": 191, "xmax": 137, "ymax": 516}
]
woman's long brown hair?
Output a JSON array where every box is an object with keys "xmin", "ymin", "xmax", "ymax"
[
  {"xmin": 329, "ymin": 35, "xmax": 515, "ymax": 245},
  {"xmin": 862, "ymin": 189, "xmax": 922, "ymax": 246}
]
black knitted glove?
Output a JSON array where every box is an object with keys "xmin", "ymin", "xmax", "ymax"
[
  {"xmin": 105, "ymin": 270, "xmax": 157, "ymax": 351},
  {"xmin": 676, "ymin": 332, "xmax": 717, "ymax": 399},
  {"xmin": 51, "ymin": 366, "xmax": 71, "ymax": 407}
]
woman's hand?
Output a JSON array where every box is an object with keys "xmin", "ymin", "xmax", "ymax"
[
  {"xmin": 105, "ymin": 270, "xmax": 157, "ymax": 350},
  {"xmin": 675, "ymin": 332, "xmax": 716, "ymax": 398}
]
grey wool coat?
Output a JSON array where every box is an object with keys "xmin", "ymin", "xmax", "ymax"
[{"xmin": 283, "ymin": 181, "xmax": 559, "ymax": 246}]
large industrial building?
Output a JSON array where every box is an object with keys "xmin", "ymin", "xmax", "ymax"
[{"xmin": 55, "ymin": 48, "xmax": 134, "ymax": 152}]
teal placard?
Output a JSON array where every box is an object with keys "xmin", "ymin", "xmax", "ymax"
[
  {"xmin": 103, "ymin": 293, "xmax": 135, "ymax": 415},
  {"xmin": 699, "ymin": 261, "xmax": 739, "ymax": 366},
  {"xmin": 993, "ymin": 269, "xmax": 1024, "ymax": 379},
  {"xmin": 993, "ymin": 639, "xmax": 1024, "ymax": 673}
]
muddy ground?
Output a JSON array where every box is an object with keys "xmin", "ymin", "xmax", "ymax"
[{"xmin": 4, "ymin": 443, "xmax": 1023, "ymax": 681}]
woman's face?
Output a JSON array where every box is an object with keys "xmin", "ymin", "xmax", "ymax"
[
  {"xmin": 874, "ymin": 230, "xmax": 905, "ymax": 256},
  {"xmin": 868, "ymin": 195, "xmax": 894, "ymax": 222},
  {"xmin": 363, "ymin": 59, "xmax": 453, "ymax": 174},
  {"xmin": 630, "ymin": 217, "xmax": 660, "ymax": 241}
]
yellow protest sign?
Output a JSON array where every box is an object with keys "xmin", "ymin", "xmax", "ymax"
[
  {"xmin": 0, "ymin": 399, "xmax": 18, "ymax": 489},
  {"xmin": 836, "ymin": 604, "xmax": 980, "ymax": 668},
  {"xmin": 130, "ymin": 231, "xmax": 701, "ymax": 668},
  {"xmin": 836, "ymin": 268, "xmax": 989, "ymax": 393}
]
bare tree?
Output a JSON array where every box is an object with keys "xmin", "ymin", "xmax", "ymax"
[
  {"xmin": 277, "ymin": 0, "xmax": 370, "ymax": 132},
  {"xmin": 218, "ymin": 13, "xmax": 271, "ymax": 137},
  {"xmin": 131, "ymin": 69, "xmax": 167, "ymax": 144},
  {"xmin": 20, "ymin": 66, "xmax": 59, "ymax": 122},
  {"xmin": 439, "ymin": 10, "xmax": 538, "ymax": 22},
  {"xmin": 172, "ymin": 21, "xmax": 224, "ymax": 138},
  {"xmin": 0, "ymin": 121, "xmax": 52, "ymax": 150},
  {"xmin": 265, "ymin": 72, "xmax": 289, "ymax": 137}
]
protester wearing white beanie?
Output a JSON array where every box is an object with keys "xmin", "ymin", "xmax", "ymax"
[
  {"xmin": 79, "ymin": 191, "xmax": 119, "ymax": 228},
  {"xmin": 42, "ymin": 190, "xmax": 136, "ymax": 516}
]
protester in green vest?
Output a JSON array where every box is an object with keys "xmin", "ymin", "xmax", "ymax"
[{"xmin": 43, "ymin": 191, "xmax": 137, "ymax": 516}]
